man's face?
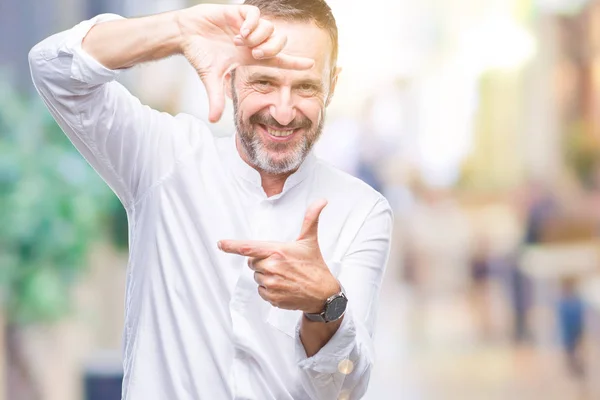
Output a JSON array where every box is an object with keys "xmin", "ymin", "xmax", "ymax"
[{"xmin": 228, "ymin": 20, "xmax": 338, "ymax": 175}]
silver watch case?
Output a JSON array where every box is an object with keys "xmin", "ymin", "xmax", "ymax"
[{"xmin": 304, "ymin": 286, "xmax": 348, "ymax": 323}]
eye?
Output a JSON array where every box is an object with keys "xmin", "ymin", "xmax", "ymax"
[
  {"xmin": 297, "ymin": 83, "xmax": 322, "ymax": 95},
  {"xmin": 299, "ymin": 84, "xmax": 316, "ymax": 91},
  {"xmin": 252, "ymin": 80, "xmax": 274, "ymax": 92}
]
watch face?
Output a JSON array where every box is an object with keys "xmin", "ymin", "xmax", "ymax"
[{"xmin": 325, "ymin": 295, "xmax": 348, "ymax": 321}]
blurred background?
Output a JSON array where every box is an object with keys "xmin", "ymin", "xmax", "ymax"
[{"xmin": 3, "ymin": 0, "xmax": 600, "ymax": 399}]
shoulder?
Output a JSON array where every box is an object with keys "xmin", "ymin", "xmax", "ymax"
[
  {"xmin": 169, "ymin": 113, "xmax": 216, "ymax": 149},
  {"xmin": 312, "ymin": 157, "xmax": 391, "ymax": 215}
]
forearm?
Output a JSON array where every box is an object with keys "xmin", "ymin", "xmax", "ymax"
[
  {"xmin": 82, "ymin": 11, "xmax": 183, "ymax": 70},
  {"xmin": 299, "ymin": 315, "xmax": 343, "ymax": 358},
  {"xmin": 295, "ymin": 198, "xmax": 393, "ymax": 399},
  {"xmin": 295, "ymin": 307, "xmax": 373, "ymax": 400}
]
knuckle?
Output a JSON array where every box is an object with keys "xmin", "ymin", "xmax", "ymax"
[
  {"xmin": 264, "ymin": 276, "xmax": 278, "ymax": 289},
  {"xmin": 263, "ymin": 259, "xmax": 278, "ymax": 273},
  {"xmin": 270, "ymin": 249, "xmax": 286, "ymax": 260},
  {"xmin": 263, "ymin": 20, "xmax": 274, "ymax": 32}
]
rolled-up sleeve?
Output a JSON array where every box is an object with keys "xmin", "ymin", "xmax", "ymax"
[
  {"xmin": 295, "ymin": 198, "xmax": 394, "ymax": 400},
  {"xmin": 28, "ymin": 14, "xmax": 204, "ymax": 208}
]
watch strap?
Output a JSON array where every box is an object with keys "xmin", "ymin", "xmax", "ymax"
[{"xmin": 304, "ymin": 311, "xmax": 327, "ymax": 323}]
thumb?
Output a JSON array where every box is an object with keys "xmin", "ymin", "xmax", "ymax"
[
  {"xmin": 297, "ymin": 199, "xmax": 328, "ymax": 242},
  {"xmin": 199, "ymin": 70, "xmax": 226, "ymax": 123}
]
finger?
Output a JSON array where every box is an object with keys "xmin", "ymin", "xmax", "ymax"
[
  {"xmin": 258, "ymin": 285, "xmax": 269, "ymax": 302},
  {"xmin": 251, "ymin": 34, "xmax": 286, "ymax": 60},
  {"xmin": 253, "ymin": 271, "xmax": 266, "ymax": 287},
  {"xmin": 198, "ymin": 70, "xmax": 225, "ymax": 123},
  {"xmin": 260, "ymin": 53, "xmax": 315, "ymax": 71},
  {"xmin": 238, "ymin": 5, "xmax": 261, "ymax": 38},
  {"xmin": 251, "ymin": 257, "xmax": 279, "ymax": 275},
  {"xmin": 233, "ymin": 35, "xmax": 244, "ymax": 46},
  {"xmin": 247, "ymin": 257, "xmax": 273, "ymax": 273},
  {"xmin": 297, "ymin": 199, "xmax": 328, "ymax": 241},
  {"xmin": 243, "ymin": 19, "xmax": 274, "ymax": 49},
  {"xmin": 218, "ymin": 239, "xmax": 280, "ymax": 258}
]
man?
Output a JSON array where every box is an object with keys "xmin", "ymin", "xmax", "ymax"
[{"xmin": 29, "ymin": 1, "xmax": 393, "ymax": 399}]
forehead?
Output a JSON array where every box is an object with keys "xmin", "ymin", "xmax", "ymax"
[{"xmin": 240, "ymin": 19, "xmax": 333, "ymax": 82}]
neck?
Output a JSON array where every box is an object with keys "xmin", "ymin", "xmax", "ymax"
[
  {"xmin": 235, "ymin": 136, "xmax": 296, "ymax": 197},
  {"xmin": 260, "ymin": 170, "xmax": 293, "ymax": 197}
]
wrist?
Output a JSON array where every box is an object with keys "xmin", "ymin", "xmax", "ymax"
[
  {"xmin": 321, "ymin": 277, "xmax": 342, "ymax": 303},
  {"xmin": 172, "ymin": 9, "xmax": 190, "ymax": 55},
  {"xmin": 303, "ymin": 279, "xmax": 347, "ymax": 323},
  {"xmin": 304, "ymin": 277, "xmax": 340, "ymax": 314},
  {"xmin": 174, "ymin": 4, "xmax": 209, "ymax": 55}
]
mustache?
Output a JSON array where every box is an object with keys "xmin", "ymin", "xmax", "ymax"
[{"xmin": 249, "ymin": 112, "xmax": 312, "ymax": 130}]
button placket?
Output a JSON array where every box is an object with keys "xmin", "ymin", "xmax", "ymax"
[
  {"xmin": 254, "ymin": 200, "xmax": 273, "ymax": 239},
  {"xmin": 230, "ymin": 199, "xmax": 274, "ymax": 399}
]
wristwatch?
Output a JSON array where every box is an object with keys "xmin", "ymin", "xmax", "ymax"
[{"xmin": 304, "ymin": 284, "xmax": 348, "ymax": 323}]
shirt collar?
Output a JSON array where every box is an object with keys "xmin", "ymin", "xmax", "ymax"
[{"xmin": 225, "ymin": 134, "xmax": 316, "ymax": 198}]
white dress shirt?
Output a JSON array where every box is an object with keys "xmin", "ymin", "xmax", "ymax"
[{"xmin": 29, "ymin": 14, "xmax": 393, "ymax": 400}]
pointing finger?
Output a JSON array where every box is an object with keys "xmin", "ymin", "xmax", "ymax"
[
  {"xmin": 259, "ymin": 53, "xmax": 314, "ymax": 70},
  {"xmin": 218, "ymin": 240, "xmax": 280, "ymax": 258}
]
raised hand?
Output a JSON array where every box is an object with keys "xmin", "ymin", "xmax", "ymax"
[
  {"xmin": 218, "ymin": 199, "xmax": 340, "ymax": 313},
  {"xmin": 177, "ymin": 4, "xmax": 315, "ymax": 122}
]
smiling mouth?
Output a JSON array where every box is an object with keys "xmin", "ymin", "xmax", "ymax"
[{"xmin": 259, "ymin": 124, "xmax": 298, "ymax": 139}]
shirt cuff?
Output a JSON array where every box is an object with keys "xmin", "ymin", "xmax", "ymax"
[
  {"xmin": 295, "ymin": 304, "xmax": 357, "ymax": 374},
  {"xmin": 62, "ymin": 13, "xmax": 125, "ymax": 84}
]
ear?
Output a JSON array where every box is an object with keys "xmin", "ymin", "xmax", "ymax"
[
  {"xmin": 325, "ymin": 66, "xmax": 342, "ymax": 107},
  {"xmin": 224, "ymin": 70, "xmax": 234, "ymax": 100}
]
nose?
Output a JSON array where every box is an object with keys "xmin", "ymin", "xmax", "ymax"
[{"xmin": 269, "ymin": 87, "xmax": 296, "ymax": 126}]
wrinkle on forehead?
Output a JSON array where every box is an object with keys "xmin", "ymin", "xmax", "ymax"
[
  {"xmin": 238, "ymin": 66, "xmax": 325, "ymax": 88},
  {"xmin": 267, "ymin": 19, "xmax": 333, "ymax": 77}
]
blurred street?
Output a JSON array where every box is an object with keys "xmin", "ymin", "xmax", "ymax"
[{"xmin": 366, "ymin": 274, "xmax": 587, "ymax": 400}]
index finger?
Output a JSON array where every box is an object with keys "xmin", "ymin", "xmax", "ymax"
[
  {"xmin": 218, "ymin": 239, "xmax": 280, "ymax": 258},
  {"xmin": 238, "ymin": 5, "xmax": 261, "ymax": 38},
  {"xmin": 260, "ymin": 53, "xmax": 315, "ymax": 71}
]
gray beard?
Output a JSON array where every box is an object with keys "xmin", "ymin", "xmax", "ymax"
[
  {"xmin": 231, "ymin": 85, "xmax": 324, "ymax": 175},
  {"xmin": 238, "ymin": 129, "xmax": 309, "ymax": 174}
]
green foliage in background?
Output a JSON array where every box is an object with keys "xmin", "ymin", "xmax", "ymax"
[
  {"xmin": 0, "ymin": 78, "xmax": 126, "ymax": 325},
  {"xmin": 565, "ymin": 120, "xmax": 600, "ymax": 188}
]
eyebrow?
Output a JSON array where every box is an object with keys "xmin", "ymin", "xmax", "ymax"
[
  {"xmin": 247, "ymin": 73, "xmax": 281, "ymax": 83},
  {"xmin": 294, "ymin": 78, "xmax": 323, "ymax": 88},
  {"xmin": 247, "ymin": 73, "xmax": 323, "ymax": 89}
]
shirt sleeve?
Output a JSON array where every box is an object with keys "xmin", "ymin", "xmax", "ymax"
[
  {"xmin": 294, "ymin": 197, "xmax": 394, "ymax": 400},
  {"xmin": 28, "ymin": 14, "xmax": 206, "ymax": 208}
]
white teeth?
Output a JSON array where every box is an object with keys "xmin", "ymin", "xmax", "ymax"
[{"xmin": 267, "ymin": 127, "xmax": 295, "ymax": 137}]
